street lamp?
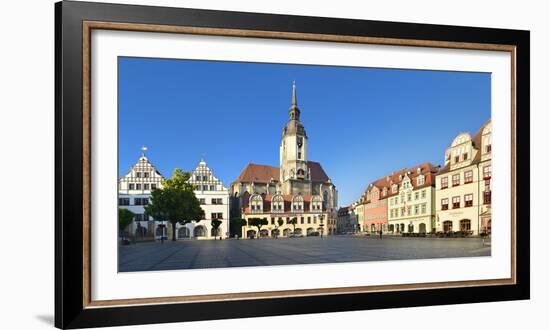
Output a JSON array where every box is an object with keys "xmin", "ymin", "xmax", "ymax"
[{"xmin": 319, "ymin": 214, "xmax": 325, "ymax": 238}]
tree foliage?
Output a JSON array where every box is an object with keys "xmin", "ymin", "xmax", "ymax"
[
  {"xmin": 145, "ymin": 168, "xmax": 205, "ymax": 241},
  {"xmin": 288, "ymin": 217, "xmax": 298, "ymax": 233},
  {"xmin": 118, "ymin": 208, "xmax": 135, "ymax": 239},
  {"xmin": 230, "ymin": 218, "xmax": 247, "ymax": 237},
  {"xmin": 248, "ymin": 217, "xmax": 268, "ymax": 238}
]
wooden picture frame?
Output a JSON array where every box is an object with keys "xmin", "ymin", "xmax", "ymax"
[{"xmin": 55, "ymin": 1, "xmax": 530, "ymax": 328}]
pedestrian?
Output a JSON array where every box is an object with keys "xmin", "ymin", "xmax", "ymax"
[{"xmin": 379, "ymin": 229, "xmax": 383, "ymax": 239}]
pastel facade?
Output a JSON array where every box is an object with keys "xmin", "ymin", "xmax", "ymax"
[
  {"xmin": 169, "ymin": 159, "xmax": 230, "ymax": 240},
  {"xmin": 435, "ymin": 120, "xmax": 492, "ymax": 235},
  {"xmin": 231, "ymin": 82, "xmax": 338, "ymax": 236},
  {"xmin": 386, "ymin": 163, "xmax": 439, "ymax": 234},
  {"xmin": 361, "ymin": 183, "xmax": 389, "ymax": 233}
]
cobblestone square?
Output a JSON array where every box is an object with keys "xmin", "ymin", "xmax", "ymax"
[{"xmin": 118, "ymin": 236, "xmax": 491, "ymax": 272}]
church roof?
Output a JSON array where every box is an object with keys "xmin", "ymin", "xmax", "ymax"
[
  {"xmin": 233, "ymin": 163, "xmax": 280, "ymax": 184},
  {"xmin": 232, "ymin": 161, "xmax": 331, "ymax": 184}
]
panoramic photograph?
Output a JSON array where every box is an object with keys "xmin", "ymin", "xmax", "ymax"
[{"xmin": 117, "ymin": 57, "xmax": 492, "ymax": 272}]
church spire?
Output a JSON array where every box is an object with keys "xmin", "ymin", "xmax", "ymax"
[
  {"xmin": 292, "ymin": 80, "xmax": 297, "ymax": 106},
  {"xmin": 289, "ymin": 81, "xmax": 300, "ymax": 121}
]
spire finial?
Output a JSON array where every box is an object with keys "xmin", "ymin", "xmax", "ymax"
[
  {"xmin": 292, "ymin": 80, "xmax": 297, "ymax": 106},
  {"xmin": 140, "ymin": 146, "xmax": 148, "ymax": 157}
]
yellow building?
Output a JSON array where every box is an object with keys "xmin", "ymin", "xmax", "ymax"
[
  {"xmin": 386, "ymin": 163, "xmax": 439, "ymax": 234},
  {"xmin": 435, "ymin": 120, "xmax": 492, "ymax": 235}
]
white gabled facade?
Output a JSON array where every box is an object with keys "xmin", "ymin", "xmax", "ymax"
[
  {"xmin": 171, "ymin": 159, "xmax": 230, "ymax": 240},
  {"xmin": 118, "ymin": 150, "xmax": 165, "ymax": 239}
]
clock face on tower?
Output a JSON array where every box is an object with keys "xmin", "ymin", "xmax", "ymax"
[{"xmin": 297, "ymin": 137, "xmax": 303, "ymax": 148}]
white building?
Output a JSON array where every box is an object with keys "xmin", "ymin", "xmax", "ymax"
[
  {"xmin": 118, "ymin": 148, "xmax": 164, "ymax": 239},
  {"xmin": 172, "ymin": 159, "xmax": 230, "ymax": 240}
]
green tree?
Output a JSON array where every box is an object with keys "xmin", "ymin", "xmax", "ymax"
[
  {"xmin": 230, "ymin": 218, "xmax": 247, "ymax": 237},
  {"xmin": 145, "ymin": 168, "xmax": 205, "ymax": 241},
  {"xmin": 248, "ymin": 217, "xmax": 268, "ymax": 238},
  {"xmin": 273, "ymin": 218, "xmax": 284, "ymax": 239},
  {"xmin": 118, "ymin": 208, "xmax": 135, "ymax": 240},
  {"xmin": 288, "ymin": 217, "xmax": 298, "ymax": 234},
  {"xmin": 211, "ymin": 219, "xmax": 222, "ymax": 240}
]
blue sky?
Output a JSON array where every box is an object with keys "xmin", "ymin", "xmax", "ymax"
[{"xmin": 118, "ymin": 57, "xmax": 491, "ymax": 206}]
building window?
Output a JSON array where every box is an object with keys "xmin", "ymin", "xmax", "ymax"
[
  {"xmin": 202, "ymin": 175, "xmax": 208, "ymax": 181},
  {"xmin": 151, "ymin": 184, "xmax": 157, "ymax": 190},
  {"xmin": 199, "ymin": 198, "xmax": 205, "ymax": 205},
  {"xmin": 210, "ymin": 185, "xmax": 215, "ymax": 191},
  {"xmin": 414, "ymin": 205, "xmax": 419, "ymax": 215},
  {"xmin": 128, "ymin": 183, "xmax": 135, "ymax": 190},
  {"xmin": 136, "ymin": 172, "xmax": 141, "ymax": 178},
  {"xmin": 144, "ymin": 184, "xmax": 150, "ymax": 190},
  {"xmin": 421, "ymin": 190, "xmax": 426, "ymax": 199},
  {"xmin": 195, "ymin": 175, "xmax": 201, "ymax": 181},
  {"xmin": 144, "ymin": 172, "xmax": 150, "ymax": 178},
  {"xmin": 452, "ymin": 196, "xmax": 460, "ymax": 209},
  {"xmin": 211, "ymin": 198, "xmax": 222, "ymax": 205},
  {"xmin": 118, "ymin": 198, "xmax": 130, "ymax": 206},
  {"xmin": 298, "ymin": 152, "xmax": 302, "ymax": 159},
  {"xmin": 401, "ymin": 208, "xmax": 405, "ymax": 216},
  {"xmin": 483, "ymin": 165, "xmax": 492, "ymax": 179},
  {"xmin": 417, "ymin": 176, "xmax": 425, "ymax": 185},
  {"xmin": 407, "ymin": 193, "xmax": 411, "ymax": 202},
  {"xmin": 202, "ymin": 185, "xmax": 208, "ymax": 191},
  {"xmin": 136, "ymin": 183, "xmax": 142, "ymax": 190},
  {"xmin": 484, "ymin": 191, "xmax": 492, "ymax": 204},
  {"xmin": 441, "ymin": 177, "xmax": 448, "ymax": 189},
  {"xmin": 460, "ymin": 219, "xmax": 471, "ymax": 231},
  {"xmin": 135, "ymin": 214, "xmax": 143, "ymax": 221},
  {"xmin": 271, "ymin": 218, "xmax": 275, "ymax": 225},
  {"xmin": 464, "ymin": 170, "xmax": 473, "ymax": 184},
  {"xmin": 486, "ymin": 145, "xmax": 492, "ymax": 153},
  {"xmin": 441, "ymin": 198, "xmax": 449, "ymax": 210},
  {"xmin": 452, "ymin": 174, "xmax": 460, "ymax": 187},
  {"xmin": 134, "ymin": 198, "xmax": 149, "ymax": 206},
  {"xmin": 465, "ymin": 194, "xmax": 473, "ymax": 207},
  {"xmin": 421, "ymin": 204, "xmax": 426, "ymax": 214},
  {"xmin": 463, "ymin": 153, "xmax": 468, "ymax": 161},
  {"xmin": 211, "ymin": 213, "xmax": 223, "ymax": 220},
  {"xmin": 414, "ymin": 192, "xmax": 419, "ymax": 200},
  {"xmin": 455, "ymin": 155, "xmax": 460, "ymax": 163}
]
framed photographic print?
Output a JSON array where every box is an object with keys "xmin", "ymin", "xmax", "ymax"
[{"xmin": 55, "ymin": 0, "xmax": 530, "ymax": 328}]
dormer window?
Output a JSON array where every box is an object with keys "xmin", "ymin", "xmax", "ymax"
[
  {"xmin": 417, "ymin": 175, "xmax": 425, "ymax": 185},
  {"xmin": 250, "ymin": 194, "xmax": 264, "ymax": 213},
  {"xmin": 462, "ymin": 153, "xmax": 468, "ymax": 161},
  {"xmin": 271, "ymin": 195, "xmax": 284, "ymax": 213},
  {"xmin": 292, "ymin": 195, "xmax": 304, "ymax": 212}
]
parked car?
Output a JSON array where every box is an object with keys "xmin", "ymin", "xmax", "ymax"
[
  {"xmin": 289, "ymin": 232, "xmax": 304, "ymax": 238},
  {"xmin": 307, "ymin": 232, "xmax": 320, "ymax": 237}
]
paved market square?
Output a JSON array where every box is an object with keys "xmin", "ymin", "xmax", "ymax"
[{"xmin": 118, "ymin": 236, "xmax": 491, "ymax": 272}]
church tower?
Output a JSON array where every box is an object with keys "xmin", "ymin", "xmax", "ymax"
[{"xmin": 279, "ymin": 81, "xmax": 311, "ymax": 194}]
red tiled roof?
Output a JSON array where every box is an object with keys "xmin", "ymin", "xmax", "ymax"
[
  {"xmin": 308, "ymin": 161, "xmax": 330, "ymax": 182},
  {"xmin": 359, "ymin": 162, "xmax": 440, "ymax": 203},
  {"xmin": 232, "ymin": 161, "xmax": 331, "ymax": 184},
  {"xmin": 233, "ymin": 163, "xmax": 280, "ymax": 184}
]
